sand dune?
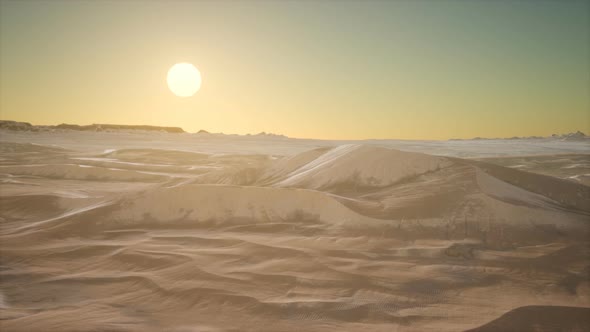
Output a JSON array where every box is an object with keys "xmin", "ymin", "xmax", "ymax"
[
  {"xmin": 476, "ymin": 154, "xmax": 590, "ymax": 186},
  {"xmin": 272, "ymin": 145, "xmax": 451, "ymax": 190},
  {"xmin": 465, "ymin": 306, "xmax": 590, "ymax": 332},
  {"xmin": 0, "ymin": 164, "xmax": 167, "ymax": 182},
  {"xmin": 85, "ymin": 184, "xmax": 384, "ymax": 228},
  {"xmin": 0, "ymin": 139, "xmax": 588, "ymax": 332},
  {"xmin": 103, "ymin": 148, "xmax": 210, "ymax": 165},
  {"xmin": 465, "ymin": 158, "xmax": 590, "ymax": 213}
]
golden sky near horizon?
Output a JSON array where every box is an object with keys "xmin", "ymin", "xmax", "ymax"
[{"xmin": 1, "ymin": 0, "xmax": 589, "ymax": 140}]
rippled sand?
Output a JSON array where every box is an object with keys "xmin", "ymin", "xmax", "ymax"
[{"xmin": 1, "ymin": 139, "xmax": 589, "ymax": 331}]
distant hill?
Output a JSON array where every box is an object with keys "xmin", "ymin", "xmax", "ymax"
[
  {"xmin": 246, "ymin": 131, "xmax": 287, "ymax": 138},
  {"xmin": 0, "ymin": 120, "xmax": 35, "ymax": 131},
  {"xmin": 1, "ymin": 120, "xmax": 185, "ymax": 133},
  {"xmin": 552, "ymin": 131, "xmax": 588, "ymax": 141},
  {"xmin": 0, "ymin": 120, "xmax": 290, "ymax": 138},
  {"xmin": 450, "ymin": 131, "xmax": 588, "ymax": 141}
]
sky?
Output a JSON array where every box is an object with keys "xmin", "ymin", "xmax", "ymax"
[{"xmin": 1, "ymin": 0, "xmax": 589, "ymax": 140}]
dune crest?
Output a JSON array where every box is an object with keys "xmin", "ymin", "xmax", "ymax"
[
  {"xmin": 107, "ymin": 184, "xmax": 382, "ymax": 226},
  {"xmin": 1, "ymin": 140, "xmax": 588, "ymax": 332},
  {"xmin": 273, "ymin": 145, "xmax": 451, "ymax": 190}
]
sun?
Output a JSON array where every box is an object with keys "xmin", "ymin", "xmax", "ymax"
[{"xmin": 167, "ymin": 63, "xmax": 202, "ymax": 97}]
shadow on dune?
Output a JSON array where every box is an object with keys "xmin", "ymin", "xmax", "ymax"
[{"xmin": 465, "ymin": 306, "xmax": 590, "ymax": 332}]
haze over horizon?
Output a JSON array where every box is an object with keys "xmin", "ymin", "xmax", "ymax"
[
  {"xmin": 1, "ymin": 2, "xmax": 590, "ymax": 330},
  {"xmin": 1, "ymin": 0, "xmax": 589, "ymax": 140}
]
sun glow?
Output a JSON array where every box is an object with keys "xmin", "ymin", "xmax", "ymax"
[{"xmin": 166, "ymin": 63, "xmax": 201, "ymax": 97}]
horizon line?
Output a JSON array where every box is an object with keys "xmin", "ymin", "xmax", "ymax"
[{"xmin": 0, "ymin": 118, "xmax": 587, "ymax": 142}]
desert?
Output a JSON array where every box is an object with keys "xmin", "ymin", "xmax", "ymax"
[
  {"xmin": 1, "ymin": 128, "xmax": 588, "ymax": 331},
  {"xmin": 2, "ymin": 1, "xmax": 589, "ymax": 330}
]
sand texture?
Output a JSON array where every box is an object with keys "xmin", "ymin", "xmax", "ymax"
[{"xmin": 1, "ymin": 134, "xmax": 589, "ymax": 331}]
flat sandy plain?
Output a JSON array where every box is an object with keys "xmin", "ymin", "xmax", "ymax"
[{"xmin": 1, "ymin": 130, "xmax": 589, "ymax": 331}]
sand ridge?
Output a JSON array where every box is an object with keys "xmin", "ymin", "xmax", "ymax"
[{"xmin": 0, "ymin": 140, "xmax": 589, "ymax": 331}]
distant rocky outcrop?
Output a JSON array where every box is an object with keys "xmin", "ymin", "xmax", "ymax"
[
  {"xmin": 0, "ymin": 120, "xmax": 185, "ymax": 134},
  {"xmin": 0, "ymin": 120, "xmax": 292, "ymax": 138},
  {"xmin": 557, "ymin": 131, "xmax": 587, "ymax": 141},
  {"xmin": 56, "ymin": 123, "xmax": 186, "ymax": 133},
  {"xmin": 451, "ymin": 131, "xmax": 588, "ymax": 141},
  {"xmin": 0, "ymin": 120, "xmax": 35, "ymax": 131},
  {"xmin": 255, "ymin": 131, "xmax": 287, "ymax": 138}
]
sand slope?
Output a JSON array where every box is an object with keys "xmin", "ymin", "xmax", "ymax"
[
  {"xmin": 0, "ymin": 141, "xmax": 588, "ymax": 332},
  {"xmin": 97, "ymin": 184, "xmax": 384, "ymax": 228},
  {"xmin": 272, "ymin": 145, "xmax": 451, "ymax": 190},
  {"xmin": 465, "ymin": 306, "xmax": 590, "ymax": 332}
]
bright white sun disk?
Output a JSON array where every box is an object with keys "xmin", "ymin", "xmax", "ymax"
[{"xmin": 167, "ymin": 63, "xmax": 201, "ymax": 97}]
